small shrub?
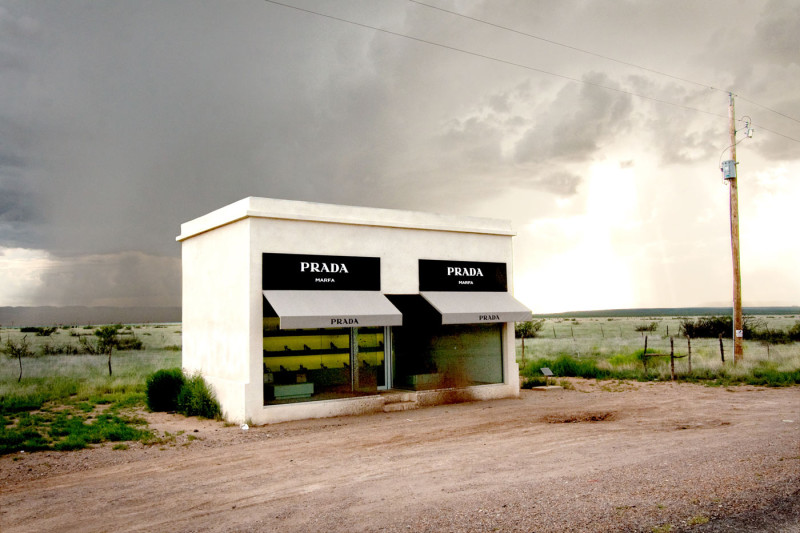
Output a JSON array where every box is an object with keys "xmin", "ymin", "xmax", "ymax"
[
  {"xmin": 521, "ymin": 376, "xmax": 547, "ymax": 388},
  {"xmin": 40, "ymin": 343, "xmax": 81, "ymax": 356},
  {"xmin": 749, "ymin": 320, "xmax": 800, "ymax": 344},
  {"xmin": 2, "ymin": 336, "xmax": 35, "ymax": 359},
  {"xmin": 679, "ymin": 315, "xmax": 760, "ymax": 339},
  {"xmin": 19, "ymin": 326, "xmax": 57, "ymax": 336},
  {"xmin": 177, "ymin": 373, "xmax": 221, "ymax": 419},
  {"xmin": 557, "ymin": 378, "xmax": 575, "ymax": 390},
  {"xmin": 78, "ymin": 336, "xmax": 101, "ymax": 355},
  {"xmin": 634, "ymin": 322, "xmax": 658, "ymax": 333},
  {"xmin": 146, "ymin": 368, "xmax": 186, "ymax": 412},
  {"xmin": 53, "ymin": 435, "xmax": 88, "ymax": 451},
  {"xmin": 515, "ymin": 319, "xmax": 545, "ymax": 339},
  {"xmin": 789, "ymin": 321, "xmax": 800, "ymax": 341},
  {"xmin": 116, "ymin": 337, "xmax": 144, "ymax": 350}
]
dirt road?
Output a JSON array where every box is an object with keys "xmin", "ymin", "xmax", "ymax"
[{"xmin": 1, "ymin": 381, "xmax": 798, "ymax": 532}]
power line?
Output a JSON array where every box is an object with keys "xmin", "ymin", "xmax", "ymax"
[
  {"xmin": 736, "ymin": 95, "xmax": 800, "ymax": 125},
  {"xmin": 408, "ymin": 0, "xmax": 800, "ymax": 125},
  {"xmin": 752, "ymin": 124, "xmax": 800, "ymax": 143},
  {"xmin": 408, "ymin": 0, "xmax": 716, "ymax": 91},
  {"xmin": 263, "ymin": 0, "xmax": 725, "ymax": 118},
  {"xmin": 263, "ymin": 0, "xmax": 799, "ymax": 144}
]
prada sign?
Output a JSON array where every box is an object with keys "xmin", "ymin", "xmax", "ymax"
[
  {"xmin": 263, "ymin": 253, "xmax": 381, "ymax": 291},
  {"xmin": 419, "ymin": 259, "xmax": 507, "ymax": 292}
]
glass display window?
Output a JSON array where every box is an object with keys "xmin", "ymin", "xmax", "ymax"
[
  {"xmin": 392, "ymin": 323, "xmax": 503, "ymax": 391},
  {"xmin": 263, "ymin": 318, "xmax": 389, "ymax": 404}
]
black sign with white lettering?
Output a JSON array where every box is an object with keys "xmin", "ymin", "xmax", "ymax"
[
  {"xmin": 419, "ymin": 259, "xmax": 507, "ymax": 292},
  {"xmin": 262, "ymin": 253, "xmax": 381, "ymax": 290}
]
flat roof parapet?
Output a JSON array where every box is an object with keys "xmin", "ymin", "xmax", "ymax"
[{"xmin": 177, "ymin": 197, "xmax": 515, "ymax": 241}]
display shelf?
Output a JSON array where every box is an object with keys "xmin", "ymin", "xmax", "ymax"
[
  {"xmin": 263, "ymin": 348, "xmax": 350, "ymax": 358},
  {"xmin": 262, "ymin": 328, "xmax": 351, "ymax": 338}
]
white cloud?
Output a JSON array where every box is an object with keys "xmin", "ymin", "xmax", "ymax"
[{"xmin": 0, "ymin": 247, "xmax": 54, "ymax": 306}]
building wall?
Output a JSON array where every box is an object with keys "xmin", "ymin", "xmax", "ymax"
[
  {"xmin": 180, "ymin": 198, "xmax": 522, "ymax": 425},
  {"xmin": 182, "ymin": 218, "xmax": 252, "ymax": 422},
  {"xmin": 243, "ymin": 217, "xmax": 519, "ymax": 424}
]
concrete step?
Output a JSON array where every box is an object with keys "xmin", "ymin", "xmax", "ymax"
[
  {"xmin": 382, "ymin": 392, "xmax": 417, "ymax": 404},
  {"xmin": 383, "ymin": 401, "xmax": 418, "ymax": 413}
]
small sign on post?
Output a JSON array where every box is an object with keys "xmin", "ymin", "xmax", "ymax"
[{"xmin": 541, "ymin": 367, "xmax": 553, "ymax": 386}]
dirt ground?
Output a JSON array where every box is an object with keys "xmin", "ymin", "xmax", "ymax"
[{"xmin": 1, "ymin": 380, "xmax": 798, "ymax": 533}]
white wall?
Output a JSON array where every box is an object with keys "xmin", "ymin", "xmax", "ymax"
[
  {"xmin": 182, "ymin": 218, "xmax": 252, "ymax": 422},
  {"xmin": 180, "ymin": 198, "xmax": 523, "ymax": 424}
]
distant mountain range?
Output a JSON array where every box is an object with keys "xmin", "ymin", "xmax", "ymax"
[
  {"xmin": 0, "ymin": 307, "xmax": 181, "ymax": 326},
  {"xmin": 534, "ymin": 306, "xmax": 800, "ymax": 318}
]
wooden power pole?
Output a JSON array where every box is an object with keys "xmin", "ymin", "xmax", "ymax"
[{"xmin": 727, "ymin": 93, "xmax": 744, "ymax": 363}]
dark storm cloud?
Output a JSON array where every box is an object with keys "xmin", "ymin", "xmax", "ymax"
[
  {"xmin": 0, "ymin": 149, "xmax": 23, "ymax": 170},
  {"xmin": 0, "ymin": 1, "xmax": 402, "ymax": 256},
  {"xmin": 0, "ymin": 182, "xmax": 28, "ymax": 222},
  {"xmin": 514, "ymin": 72, "xmax": 633, "ymax": 165},
  {"xmin": 29, "ymin": 251, "xmax": 180, "ymax": 307},
  {"xmin": 0, "ymin": 0, "xmax": 798, "ymax": 309},
  {"xmin": 753, "ymin": 0, "xmax": 800, "ymax": 66}
]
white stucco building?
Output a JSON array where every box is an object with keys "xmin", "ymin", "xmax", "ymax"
[{"xmin": 177, "ymin": 197, "xmax": 531, "ymax": 424}]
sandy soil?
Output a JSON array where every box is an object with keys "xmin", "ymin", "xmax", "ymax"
[{"xmin": 1, "ymin": 380, "xmax": 798, "ymax": 533}]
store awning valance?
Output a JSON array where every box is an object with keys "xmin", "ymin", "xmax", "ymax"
[
  {"xmin": 263, "ymin": 290, "xmax": 402, "ymax": 330},
  {"xmin": 420, "ymin": 291, "xmax": 532, "ymax": 324}
]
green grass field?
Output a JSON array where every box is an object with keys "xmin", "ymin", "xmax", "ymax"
[
  {"xmin": 3, "ymin": 316, "xmax": 799, "ymax": 455},
  {"xmin": 516, "ymin": 315, "xmax": 800, "ymax": 385},
  {"xmin": 1, "ymin": 324, "xmax": 181, "ymax": 455}
]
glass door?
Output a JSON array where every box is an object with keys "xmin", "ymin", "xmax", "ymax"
[{"xmin": 355, "ymin": 327, "xmax": 390, "ymax": 391}]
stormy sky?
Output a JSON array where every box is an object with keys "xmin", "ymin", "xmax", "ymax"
[{"xmin": 1, "ymin": 0, "xmax": 798, "ymax": 312}]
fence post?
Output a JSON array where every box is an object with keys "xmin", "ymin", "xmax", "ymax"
[
  {"xmin": 686, "ymin": 336, "xmax": 692, "ymax": 373},
  {"xmin": 718, "ymin": 334, "xmax": 725, "ymax": 363},
  {"xmin": 643, "ymin": 335, "xmax": 649, "ymax": 373},
  {"xmin": 670, "ymin": 337, "xmax": 675, "ymax": 381}
]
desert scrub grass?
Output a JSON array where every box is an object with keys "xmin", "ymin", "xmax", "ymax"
[
  {"xmin": 520, "ymin": 352, "xmax": 800, "ymax": 386},
  {"xmin": 520, "ymin": 376, "xmax": 548, "ymax": 389},
  {"xmin": 521, "ymin": 355, "xmax": 611, "ymax": 380},
  {"xmin": 0, "ymin": 402, "xmax": 153, "ymax": 455},
  {"xmin": 1, "ymin": 352, "xmax": 181, "ymax": 412},
  {"xmin": 144, "ymin": 368, "xmax": 221, "ymax": 418},
  {"xmin": 0, "ymin": 348, "xmax": 181, "ymax": 455},
  {"xmin": 516, "ymin": 315, "xmax": 799, "ymax": 385},
  {"xmin": 146, "ymin": 368, "xmax": 186, "ymax": 412},
  {"xmin": 687, "ymin": 515, "xmax": 709, "ymax": 526},
  {"xmin": 176, "ymin": 373, "xmax": 221, "ymax": 419}
]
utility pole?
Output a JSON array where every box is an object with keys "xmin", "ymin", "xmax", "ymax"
[{"xmin": 727, "ymin": 93, "xmax": 744, "ymax": 363}]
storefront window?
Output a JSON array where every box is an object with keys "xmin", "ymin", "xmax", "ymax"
[
  {"xmin": 263, "ymin": 318, "xmax": 386, "ymax": 404},
  {"xmin": 392, "ymin": 323, "xmax": 503, "ymax": 390},
  {"xmin": 356, "ymin": 327, "xmax": 385, "ymax": 391}
]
